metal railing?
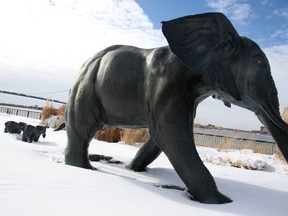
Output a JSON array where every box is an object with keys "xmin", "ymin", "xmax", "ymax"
[
  {"xmin": 194, "ymin": 128, "xmax": 276, "ymax": 155},
  {"xmin": 0, "ymin": 106, "xmax": 42, "ymax": 119}
]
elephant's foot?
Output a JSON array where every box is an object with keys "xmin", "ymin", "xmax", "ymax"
[
  {"xmin": 190, "ymin": 190, "xmax": 232, "ymax": 204},
  {"xmin": 127, "ymin": 137, "xmax": 161, "ymax": 172},
  {"xmin": 64, "ymin": 125, "xmax": 102, "ymax": 170},
  {"xmin": 65, "ymin": 153, "xmax": 96, "ymax": 170},
  {"xmin": 126, "ymin": 163, "xmax": 147, "ymax": 172}
]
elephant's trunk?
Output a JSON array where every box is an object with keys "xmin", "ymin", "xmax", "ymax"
[
  {"xmin": 259, "ymin": 100, "xmax": 288, "ymax": 162},
  {"xmin": 261, "ymin": 101, "xmax": 288, "ymax": 131}
]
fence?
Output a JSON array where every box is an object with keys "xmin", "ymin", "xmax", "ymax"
[
  {"xmin": 194, "ymin": 128, "xmax": 276, "ymax": 155},
  {"xmin": 0, "ymin": 106, "xmax": 42, "ymax": 119}
]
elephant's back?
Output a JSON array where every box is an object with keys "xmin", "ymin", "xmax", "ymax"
[
  {"xmin": 94, "ymin": 45, "xmax": 151, "ymax": 127},
  {"xmin": 96, "ymin": 45, "xmax": 147, "ymax": 96}
]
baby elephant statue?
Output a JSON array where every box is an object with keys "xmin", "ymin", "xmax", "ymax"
[
  {"xmin": 64, "ymin": 12, "xmax": 288, "ymax": 204},
  {"xmin": 22, "ymin": 125, "xmax": 48, "ymax": 143},
  {"xmin": 4, "ymin": 121, "xmax": 27, "ymax": 134}
]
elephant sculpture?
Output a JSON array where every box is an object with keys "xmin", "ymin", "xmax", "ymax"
[
  {"xmin": 4, "ymin": 121, "xmax": 27, "ymax": 134},
  {"xmin": 64, "ymin": 12, "xmax": 288, "ymax": 204},
  {"xmin": 22, "ymin": 125, "xmax": 47, "ymax": 143}
]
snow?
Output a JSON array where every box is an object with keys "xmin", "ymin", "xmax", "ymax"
[{"xmin": 1, "ymin": 113, "xmax": 288, "ymax": 216}]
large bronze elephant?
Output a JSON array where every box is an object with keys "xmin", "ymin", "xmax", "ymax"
[{"xmin": 64, "ymin": 13, "xmax": 288, "ymax": 204}]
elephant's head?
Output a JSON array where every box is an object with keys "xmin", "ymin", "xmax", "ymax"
[
  {"xmin": 35, "ymin": 125, "xmax": 48, "ymax": 138},
  {"xmin": 162, "ymin": 12, "xmax": 288, "ymax": 161},
  {"xmin": 18, "ymin": 122, "xmax": 27, "ymax": 132}
]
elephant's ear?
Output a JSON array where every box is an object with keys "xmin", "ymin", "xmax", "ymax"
[{"xmin": 162, "ymin": 12, "xmax": 242, "ymax": 101}]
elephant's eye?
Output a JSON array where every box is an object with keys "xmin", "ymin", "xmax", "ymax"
[{"xmin": 252, "ymin": 55, "xmax": 264, "ymax": 65}]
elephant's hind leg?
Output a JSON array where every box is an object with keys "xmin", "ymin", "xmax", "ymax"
[
  {"xmin": 65, "ymin": 123, "xmax": 102, "ymax": 169},
  {"xmin": 65, "ymin": 101, "xmax": 104, "ymax": 169},
  {"xmin": 65, "ymin": 87, "xmax": 105, "ymax": 169},
  {"xmin": 127, "ymin": 136, "xmax": 162, "ymax": 171}
]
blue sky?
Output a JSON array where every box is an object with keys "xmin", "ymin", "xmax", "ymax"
[
  {"xmin": 136, "ymin": 0, "xmax": 288, "ymax": 47},
  {"xmin": 0, "ymin": 0, "xmax": 287, "ymax": 130}
]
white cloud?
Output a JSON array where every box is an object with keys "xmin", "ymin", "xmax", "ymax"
[
  {"xmin": 206, "ymin": 0, "xmax": 253, "ymax": 25},
  {"xmin": 271, "ymin": 27, "xmax": 288, "ymax": 40},
  {"xmin": 51, "ymin": 0, "xmax": 154, "ymax": 30},
  {"xmin": 273, "ymin": 8, "xmax": 288, "ymax": 18},
  {"xmin": 206, "ymin": 0, "xmax": 235, "ymax": 10},
  {"xmin": 230, "ymin": 3, "xmax": 252, "ymax": 25},
  {"xmin": 261, "ymin": 0, "xmax": 273, "ymax": 6},
  {"xmin": 0, "ymin": 0, "xmax": 166, "ymax": 103}
]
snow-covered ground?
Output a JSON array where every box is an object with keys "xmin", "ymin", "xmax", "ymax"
[{"xmin": 1, "ymin": 113, "xmax": 288, "ymax": 216}]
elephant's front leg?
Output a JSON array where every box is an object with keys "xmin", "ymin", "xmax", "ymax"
[
  {"xmin": 127, "ymin": 137, "xmax": 162, "ymax": 171},
  {"xmin": 150, "ymin": 99, "xmax": 232, "ymax": 204}
]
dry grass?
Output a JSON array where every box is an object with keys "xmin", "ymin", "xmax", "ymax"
[
  {"xmin": 93, "ymin": 127, "xmax": 150, "ymax": 144},
  {"xmin": 218, "ymin": 137, "xmax": 236, "ymax": 150},
  {"xmin": 243, "ymin": 141, "xmax": 269, "ymax": 154},
  {"xmin": 221, "ymin": 138, "xmax": 273, "ymax": 155},
  {"xmin": 41, "ymin": 106, "xmax": 59, "ymax": 124},
  {"xmin": 275, "ymin": 148, "xmax": 286, "ymax": 163},
  {"xmin": 120, "ymin": 129, "xmax": 149, "ymax": 145},
  {"xmin": 279, "ymin": 106, "xmax": 288, "ymax": 163},
  {"xmin": 282, "ymin": 106, "xmax": 288, "ymax": 123},
  {"xmin": 41, "ymin": 101, "xmax": 66, "ymax": 125},
  {"xmin": 94, "ymin": 127, "xmax": 149, "ymax": 144},
  {"xmin": 57, "ymin": 105, "xmax": 66, "ymax": 116},
  {"xmin": 95, "ymin": 127, "xmax": 123, "ymax": 143}
]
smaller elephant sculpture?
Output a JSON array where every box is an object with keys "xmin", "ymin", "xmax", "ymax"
[
  {"xmin": 4, "ymin": 121, "xmax": 27, "ymax": 134},
  {"xmin": 22, "ymin": 125, "xmax": 48, "ymax": 143},
  {"xmin": 35, "ymin": 125, "xmax": 48, "ymax": 140}
]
